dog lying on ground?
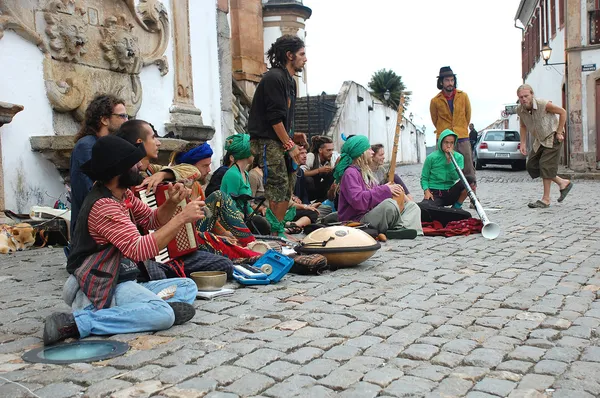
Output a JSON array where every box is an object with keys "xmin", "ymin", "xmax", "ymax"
[{"xmin": 0, "ymin": 223, "xmax": 36, "ymax": 254}]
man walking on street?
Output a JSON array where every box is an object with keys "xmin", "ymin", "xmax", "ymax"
[
  {"xmin": 430, "ymin": 67, "xmax": 476, "ymax": 197},
  {"xmin": 516, "ymin": 84, "xmax": 573, "ymax": 208},
  {"xmin": 248, "ymin": 35, "xmax": 306, "ymax": 236}
]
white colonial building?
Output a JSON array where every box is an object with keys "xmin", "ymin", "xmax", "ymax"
[{"xmin": 515, "ymin": 0, "xmax": 600, "ymax": 171}]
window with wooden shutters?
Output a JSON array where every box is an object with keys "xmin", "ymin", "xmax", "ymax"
[
  {"xmin": 522, "ymin": 36, "xmax": 528, "ymax": 79},
  {"xmin": 550, "ymin": 0, "xmax": 557, "ymax": 36},
  {"xmin": 559, "ymin": 0, "xmax": 564, "ymax": 27},
  {"xmin": 591, "ymin": 2, "xmax": 600, "ymax": 45},
  {"xmin": 541, "ymin": 0, "xmax": 547, "ymax": 45},
  {"xmin": 534, "ymin": 11, "xmax": 540, "ymax": 64}
]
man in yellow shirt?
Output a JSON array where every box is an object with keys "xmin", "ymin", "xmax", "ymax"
[{"xmin": 430, "ymin": 66, "xmax": 476, "ymax": 193}]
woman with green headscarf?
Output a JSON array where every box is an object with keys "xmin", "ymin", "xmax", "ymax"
[
  {"xmin": 335, "ymin": 135, "xmax": 422, "ymax": 239},
  {"xmin": 220, "ymin": 134, "xmax": 271, "ymax": 235}
]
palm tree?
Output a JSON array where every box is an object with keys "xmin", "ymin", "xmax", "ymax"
[{"xmin": 368, "ymin": 69, "xmax": 412, "ymax": 109}]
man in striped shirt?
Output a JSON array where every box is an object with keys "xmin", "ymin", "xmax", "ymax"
[{"xmin": 44, "ymin": 136, "xmax": 205, "ymax": 345}]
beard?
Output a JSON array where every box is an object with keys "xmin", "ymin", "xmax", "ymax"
[
  {"xmin": 443, "ymin": 85, "xmax": 454, "ymax": 92},
  {"xmin": 117, "ymin": 168, "xmax": 143, "ymax": 188}
]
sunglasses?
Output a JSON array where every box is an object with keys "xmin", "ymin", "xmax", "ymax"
[{"xmin": 112, "ymin": 113, "xmax": 129, "ymax": 120}]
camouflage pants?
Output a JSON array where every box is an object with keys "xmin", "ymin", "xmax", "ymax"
[{"xmin": 250, "ymin": 138, "xmax": 296, "ymax": 203}]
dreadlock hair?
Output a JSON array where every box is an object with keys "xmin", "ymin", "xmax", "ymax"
[
  {"xmin": 437, "ymin": 75, "xmax": 457, "ymax": 90},
  {"xmin": 266, "ymin": 35, "xmax": 305, "ymax": 69},
  {"xmin": 115, "ymin": 120, "xmax": 155, "ymax": 145},
  {"xmin": 309, "ymin": 135, "xmax": 333, "ymax": 158},
  {"xmin": 74, "ymin": 94, "xmax": 125, "ymax": 142},
  {"xmin": 353, "ymin": 151, "xmax": 377, "ymax": 189}
]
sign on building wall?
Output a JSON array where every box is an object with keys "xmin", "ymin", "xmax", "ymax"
[{"xmin": 582, "ymin": 64, "xmax": 597, "ymax": 72}]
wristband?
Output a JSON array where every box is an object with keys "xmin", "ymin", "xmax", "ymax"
[
  {"xmin": 282, "ymin": 139, "xmax": 295, "ymax": 151},
  {"xmin": 286, "ymin": 145, "xmax": 297, "ymax": 153}
]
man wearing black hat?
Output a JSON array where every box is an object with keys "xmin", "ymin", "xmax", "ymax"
[
  {"xmin": 43, "ymin": 135, "xmax": 204, "ymax": 345},
  {"xmin": 430, "ymin": 67, "xmax": 476, "ymax": 193}
]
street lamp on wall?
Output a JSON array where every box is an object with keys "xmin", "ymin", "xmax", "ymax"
[
  {"xmin": 383, "ymin": 90, "xmax": 390, "ymax": 101},
  {"xmin": 541, "ymin": 43, "xmax": 567, "ymax": 66}
]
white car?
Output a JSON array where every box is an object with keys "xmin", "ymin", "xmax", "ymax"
[{"xmin": 474, "ymin": 129, "xmax": 527, "ymax": 171}]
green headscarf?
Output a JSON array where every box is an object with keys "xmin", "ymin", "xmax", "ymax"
[
  {"xmin": 333, "ymin": 135, "xmax": 371, "ymax": 183},
  {"xmin": 224, "ymin": 133, "xmax": 252, "ymax": 160}
]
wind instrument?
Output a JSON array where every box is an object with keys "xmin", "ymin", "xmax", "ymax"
[{"xmin": 448, "ymin": 154, "xmax": 500, "ymax": 240}]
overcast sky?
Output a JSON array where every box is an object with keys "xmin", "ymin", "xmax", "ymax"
[{"xmin": 302, "ymin": 0, "xmax": 524, "ymax": 145}]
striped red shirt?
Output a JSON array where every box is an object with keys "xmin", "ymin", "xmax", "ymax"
[{"xmin": 88, "ymin": 189, "xmax": 161, "ymax": 262}]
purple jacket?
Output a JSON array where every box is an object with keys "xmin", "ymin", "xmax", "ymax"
[{"xmin": 338, "ymin": 166, "xmax": 392, "ymax": 222}]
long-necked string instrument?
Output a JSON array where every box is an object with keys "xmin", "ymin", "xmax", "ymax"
[
  {"xmin": 448, "ymin": 154, "xmax": 500, "ymax": 240},
  {"xmin": 387, "ymin": 94, "xmax": 405, "ymax": 212}
]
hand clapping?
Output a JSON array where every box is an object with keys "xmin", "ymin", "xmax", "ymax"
[{"xmin": 166, "ymin": 183, "xmax": 191, "ymax": 205}]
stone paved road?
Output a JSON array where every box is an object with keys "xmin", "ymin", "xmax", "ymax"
[{"xmin": 1, "ymin": 164, "xmax": 600, "ymax": 398}]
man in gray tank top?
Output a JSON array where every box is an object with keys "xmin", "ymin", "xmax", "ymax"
[{"xmin": 516, "ymin": 84, "xmax": 573, "ymax": 208}]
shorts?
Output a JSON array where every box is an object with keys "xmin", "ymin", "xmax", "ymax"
[
  {"xmin": 250, "ymin": 138, "xmax": 296, "ymax": 203},
  {"xmin": 527, "ymin": 137, "xmax": 562, "ymax": 179}
]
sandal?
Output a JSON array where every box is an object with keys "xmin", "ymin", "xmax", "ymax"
[
  {"xmin": 558, "ymin": 182, "xmax": 573, "ymax": 202},
  {"xmin": 284, "ymin": 222, "xmax": 303, "ymax": 234},
  {"xmin": 527, "ymin": 200, "xmax": 550, "ymax": 208}
]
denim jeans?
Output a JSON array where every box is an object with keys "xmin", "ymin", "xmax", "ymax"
[{"xmin": 73, "ymin": 278, "xmax": 197, "ymax": 338}]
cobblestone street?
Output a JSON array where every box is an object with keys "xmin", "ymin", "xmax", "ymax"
[{"xmin": 1, "ymin": 164, "xmax": 599, "ymax": 398}]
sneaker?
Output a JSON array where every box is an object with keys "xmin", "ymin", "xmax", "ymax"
[
  {"xmin": 168, "ymin": 302, "xmax": 196, "ymax": 325},
  {"xmin": 385, "ymin": 228, "xmax": 418, "ymax": 240},
  {"xmin": 43, "ymin": 312, "xmax": 79, "ymax": 345}
]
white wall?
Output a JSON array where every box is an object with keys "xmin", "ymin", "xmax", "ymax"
[
  {"xmin": 0, "ymin": 31, "xmax": 64, "ymax": 213},
  {"xmin": 189, "ymin": 1, "xmax": 224, "ymax": 170},
  {"xmin": 327, "ymin": 81, "xmax": 424, "ymax": 164},
  {"xmin": 0, "ymin": 2, "xmax": 225, "ymax": 213},
  {"xmin": 524, "ymin": 29, "xmax": 566, "ymax": 107}
]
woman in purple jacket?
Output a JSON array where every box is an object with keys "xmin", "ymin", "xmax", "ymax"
[{"xmin": 334, "ymin": 135, "xmax": 422, "ymax": 239}]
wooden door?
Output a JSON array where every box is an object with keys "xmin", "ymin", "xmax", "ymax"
[{"xmin": 596, "ymin": 79, "xmax": 600, "ymax": 164}]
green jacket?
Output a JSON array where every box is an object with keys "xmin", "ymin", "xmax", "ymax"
[
  {"xmin": 420, "ymin": 129, "xmax": 464, "ymax": 191},
  {"xmin": 220, "ymin": 165, "xmax": 253, "ymax": 215}
]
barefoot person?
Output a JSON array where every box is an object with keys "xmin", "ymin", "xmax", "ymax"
[
  {"xmin": 335, "ymin": 135, "xmax": 422, "ymax": 239},
  {"xmin": 516, "ymin": 84, "xmax": 573, "ymax": 208}
]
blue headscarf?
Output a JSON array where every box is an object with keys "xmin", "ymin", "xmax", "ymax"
[{"xmin": 175, "ymin": 143, "xmax": 213, "ymax": 165}]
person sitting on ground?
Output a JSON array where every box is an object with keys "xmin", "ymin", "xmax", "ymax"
[
  {"xmin": 335, "ymin": 135, "xmax": 422, "ymax": 239},
  {"xmin": 220, "ymin": 134, "xmax": 272, "ymax": 235},
  {"xmin": 67, "ymin": 95, "xmax": 128, "ymax": 258},
  {"xmin": 44, "ymin": 136, "xmax": 201, "ymax": 346},
  {"xmin": 116, "ymin": 122, "xmax": 257, "ymax": 263},
  {"xmin": 421, "ymin": 129, "xmax": 474, "ymax": 209},
  {"xmin": 370, "ymin": 143, "xmax": 414, "ymax": 201},
  {"xmin": 205, "ymin": 151, "xmax": 234, "ymax": 197},
  {"xmin": 302, "ymin": 135, "xmax": 335, "ymax": 203}
]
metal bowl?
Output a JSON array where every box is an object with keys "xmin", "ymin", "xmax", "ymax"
[{"xmin": 190, "ymin": 271, "xmax": 227, "ymax": 292}]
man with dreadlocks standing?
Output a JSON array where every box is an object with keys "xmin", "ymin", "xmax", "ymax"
[{"xmin": 248, "ymin": 35, "xmax": 306, "ymax": 236}]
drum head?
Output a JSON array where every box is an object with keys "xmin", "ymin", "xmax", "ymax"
[{"xmin": 295, "ymin": 226, "xmax": 381, "ymax": 267}]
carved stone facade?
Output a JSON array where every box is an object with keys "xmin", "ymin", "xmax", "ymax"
[
  {"xmin": 0, "ymin": 0, "xmax": 169, "ymax": 121},
  {"xmin": 0, "ymin": 102, "xmax": 24, "ymax": 211}
]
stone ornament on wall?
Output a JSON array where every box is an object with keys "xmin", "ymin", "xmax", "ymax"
[{"xmin": 0, "ymin": 0, "xmax": 169, "ymax": 121}]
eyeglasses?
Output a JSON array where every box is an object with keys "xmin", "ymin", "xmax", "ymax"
[{"xmin": 112, "ymin": 113, "xmax": 129, "ymax": 120}]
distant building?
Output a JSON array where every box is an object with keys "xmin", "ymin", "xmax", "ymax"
[{"xmin": 515, "ymin": 0, "xmax": 600, "ymax": 171}]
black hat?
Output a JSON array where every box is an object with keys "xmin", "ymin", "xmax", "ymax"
[
  {"xmin": 437, "ymin": 66, "xmax": 456, "ymax": 78},
  {"xmin": 81, "ymin": 135, "xmax": 146, "ymax": 181}
]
